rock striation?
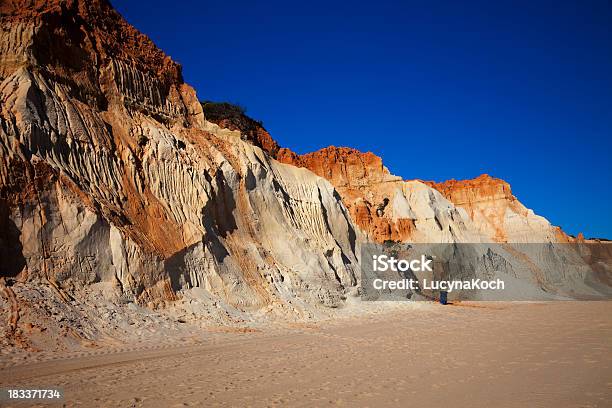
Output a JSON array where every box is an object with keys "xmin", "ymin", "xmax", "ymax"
[
  {"xmin": 277, "ymin": 146, "xmax": 612, "ymax": 302},
  {"xmin": 0, "ymin": 0, "xmax": 609, "ymax": 350},
  {"xmin": 0, "ymin": 0, "xmax": 360, "ymax": 317},
  {"xmin": 278, "ymin": 148, "xmax": 575, "ymax": 245},
  {"xmin": 425, "ymin": 174, "xmax": 572, "ymax": 243},
  {"xmin": 277, "ymin": 147, "xmax": 483, "ymax": 244}
]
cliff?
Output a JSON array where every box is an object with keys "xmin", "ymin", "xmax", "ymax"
[
  {"xmin": 0, "ymin": 0, "xmax": 609, "ymax": 352},
  {"xmin": 425, "ymin": 174, "xmax": 572, "ymax": 243},
  {"xmin": 277, "ymin": 147, "xmax": 419, "ymax": 243},
  {"xmin": 278, "ymin": 147, "xmax": 574, "ymax": 244},
  {"xmin": 0, "ymin": 0, "xmax": 360, "ymax": 318}
]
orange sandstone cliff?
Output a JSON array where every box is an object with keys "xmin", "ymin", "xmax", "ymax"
[
  {"xmin": 425, "ymin": 174, "xmax": 573, "ymax": 243},
  {"xmin": 0, "ymin": 0, "xmax": 609, "ymax": 354},
  {"xmin": 0, "ymin": 0, "xmax": 360, "ymax": 316},
  {"xmin": 278, "ymin": 148, "xmax": 575, "ymax": 244},
  {"xmin": 277, "ymin": 147, "xmax": 416, "ymax": 242}
]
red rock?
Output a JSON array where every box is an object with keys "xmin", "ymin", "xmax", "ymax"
[{"xmin": 278, "ymin": 146, "xmax": 415, "ymax": 243}]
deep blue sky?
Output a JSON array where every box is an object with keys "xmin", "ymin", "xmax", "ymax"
[{"xmin": 113, "ymin": 0, "xmax": 611, "ymax": 238}]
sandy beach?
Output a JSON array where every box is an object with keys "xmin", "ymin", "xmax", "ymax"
[{"xmin": 1, "ymin": 301, "xmax": 610, "ymax": 407}]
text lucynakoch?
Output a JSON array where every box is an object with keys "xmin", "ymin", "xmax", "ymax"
[{"xmin": 371, "ymin": 278, "xmax": 505, "ymax": 292}]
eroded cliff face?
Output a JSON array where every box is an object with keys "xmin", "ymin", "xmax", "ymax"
[
  {"xmin": 0, "ymin": 0, "xmax": 360, "ymax": 319},
  {"xmin": 277, "ymin": 147, "xmax": 484, "ymax": 244},
  {"xmin": 0, "ymin": 0, "xmax": 609, "ymax": 350},
  {"xmin": 425, "ymin": 174, "xmax": 572, "ymax": 243},
  {"xmin": 277, "ymin": 147, "xmax": 574, "ymax": 245},
  {"xmin": 274, "ymin": 147, "xmax": 612, "ymax": 302}
]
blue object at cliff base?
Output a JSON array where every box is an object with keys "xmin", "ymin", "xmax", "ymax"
[{"xmin": 439, "ymin": 291, "xmax": 448, "ymax": 305}]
